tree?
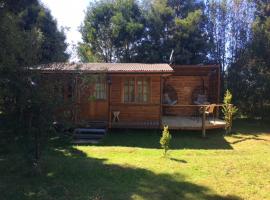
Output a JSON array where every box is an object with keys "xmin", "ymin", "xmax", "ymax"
[
  {"xmin": 228, "ymin": 0, "xmax": 270, "ymax": 118},
  {"xmin": 79, "ymin": 0, "xmax": 212, "ymax": 64},
  {"xmin": 222, "ymin": 90, "xmax": 238, "ymax": 134},
  {"xmin": 0, "ymin": 0, "xmax": 69, "ymax": 167},
  {"xmin": 79, "ymin": 0, "xmax": 116, "ymax": 62},
  {"xmin": 205, "ymin": 0, "xmax": 230, "ymax": 72},
  {"xmin": 160, "ymin": 125, "xmax": 172, "ymax": 156},
  {"xmin": 79, "ymin": 0, "xmax": 144, "ymax": 62},
  {"xmin": 137, "ymin": 0, "xmax": 211, "ymax": 64}
]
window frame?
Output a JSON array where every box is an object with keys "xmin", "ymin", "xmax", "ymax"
[
  {"xmin": 122, "ymin": 76, "xmax": 151, "ymax": 104},
  {"xmin": 94, "ymin": 76, "xmax": 107, "ymax": 100}
]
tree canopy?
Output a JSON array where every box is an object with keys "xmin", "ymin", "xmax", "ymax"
[
  {"xmin": 0, "ymin": 0, "xmax": 69, "ymax": 164},
  {"xmin": 1, "ymin": 0, "xmax": 270, "ymax": 135},
  {"xmin": 78, "ymin": 0, "xmax": 270, "ymax": 118},
  {"xmin": 79, "ymin": 0, "xmax": 211, "ymax": 64}
]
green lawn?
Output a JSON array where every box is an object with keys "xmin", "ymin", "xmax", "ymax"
[{"xmin": 1, "ymin": 119, "xmax": 270, "ymax": 200}]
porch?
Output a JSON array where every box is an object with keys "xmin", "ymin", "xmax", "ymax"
[
  {"xmin": 162, "ymin": 104, "xmax": 227, "ymax": 136},
  {"xmin": 161, "ymin": 116, "xmax": 226, "ymax": 130}
]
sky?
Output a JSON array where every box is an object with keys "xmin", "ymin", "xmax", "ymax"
[{"xmin": 40, "ymin": 0, "xmax": 92, "ymax": 61}]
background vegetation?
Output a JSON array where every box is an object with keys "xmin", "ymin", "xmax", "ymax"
[
  {"xmin": 0, "ymin": 0, "xmax": 68, "ymax": 165},
  {"xmin": 0, "ymin": 0, "xmax": 270, "ymax": 166},
  {"xmin": 79, "ymin": 0, "xmax": 270, "ymax": 118}
]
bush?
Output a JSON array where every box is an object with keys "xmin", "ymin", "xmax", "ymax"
[
  {"xmin": 222, "ymin": 90, "xmax": 238, "ymax": 134},
  {"xmin": 160, "ymin": 125, "xmax": 171, "ymax": 156}
]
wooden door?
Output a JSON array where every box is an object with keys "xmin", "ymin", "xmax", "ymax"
[{"xmin": 77, "ymin": 79, "xmax": 109, "ymax": 122}]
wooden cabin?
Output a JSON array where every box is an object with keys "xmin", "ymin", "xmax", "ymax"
[{"xmin": 38, "ymin": 63, "xmax": 226, "ymax": 132}]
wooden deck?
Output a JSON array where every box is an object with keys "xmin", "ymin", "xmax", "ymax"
[{"xmin": 162, "ymin": 116, "xmax": 226, "ymax": 130}]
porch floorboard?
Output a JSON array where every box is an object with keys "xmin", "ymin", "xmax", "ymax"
[{"xmin": 162, "ymin": 116, "xmax": 226, "ymax": 130}]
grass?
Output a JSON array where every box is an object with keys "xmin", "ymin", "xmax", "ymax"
[{"xmin": 0, "ymin": 119, "xmax": 270, "ymax": 200}]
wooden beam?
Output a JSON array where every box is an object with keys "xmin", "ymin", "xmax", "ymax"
[
  {"xmin": 159, "ymin": 75, "xmax": 163, "ymax": 129},
  {"xmin": 202, "ymin": 106, "xmax": 206, "ymax": 137},
  {"xmin": 108, "ymin": 80, "xmax": 112, "ymax": 129}
]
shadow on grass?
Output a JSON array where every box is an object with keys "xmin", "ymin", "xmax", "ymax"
[
  {"xmin": 232, "ymin": 119, "xmax": 270, "ymax": 134},
  {"xmin": 0, "ymin": 140, "xmax": 242, "ymax": 200},
  {"xmin": 95, "ymin": 119, "xmax": 270, "ymax": 150},
  {"xmin": 169, "ymin": 157, "xmax": 188, "ymax": 163},
  {"xmin": 229, "ymin": 135, "xmax": 270, "ymax": 144},
  {"xmin": 97, "ymin": 129, "xmax": 233, "ymax": 150}
]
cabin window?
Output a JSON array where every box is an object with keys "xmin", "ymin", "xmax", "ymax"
[
  {"xmin": 137, "ymin": 77, "xmax": 150, "ymax": 103},
  {"xmin": 67, "ymin": 81, "xmax": 73, "ymax": 99},
  {"xmin": 124, "ymin": 78, "xmax": 135, "ymax": 102},
  {"xmin": 123, "ymin": 77, "xmax": 150, "ymax": 103},
  {"xmin": 94, "ymin": 77, "xmax": 107, "ymax": 100}
]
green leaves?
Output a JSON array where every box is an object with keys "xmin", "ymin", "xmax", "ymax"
[
  {"xmin": 80, "ymin": 0, "xmax": 144, "ymax": 62},
  {"xmin": 227, "ymin": 0, "xmax": 270, "ymax": 118},
  {"xmin": 79, "ymin": 0, "xmax": 210, "ymax": 64},
  {"xmin": 222, "ymin": 90, "xmax": 238, "ymax": 134},
  {"xmin": 160, "ymin": 125, "xmax": 172, "ymax": 156}
]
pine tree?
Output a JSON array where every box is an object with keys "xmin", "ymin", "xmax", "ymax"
[{"xmin": 160, "ymin": 125, "xmax": 172, "ymax": 156}]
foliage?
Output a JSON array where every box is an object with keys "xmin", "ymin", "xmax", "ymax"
[
  {"xmin": 228, "ymin": 0, "xmax": 270, "ymax": 119},
  {"xmin": 79, "ymin": 0, "xmax": 212, "ymax": 64},
  {"xmin": 0, "ymin": 0, "xmax": 68, "ymax": 166},
  {"xmin": 79, "ymin": 0, "xmax": 144, "ymax": 62},
  {"xmin": 79, "ymin": 0, "xmax": 267, "ymax": 96},
  {"xmin": 222, "ymin": 90, "xmax": 238, "ymax": 134},
  {"xmin": 160, "ymin": 125, "xmax": 172, "ymax": 156}
]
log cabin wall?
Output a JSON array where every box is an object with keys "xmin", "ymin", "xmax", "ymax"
[
  {"xmin": 165, "ymin": 76, "xmax": 210, "ymax": 105},
  {"xmin": 41, "ymin": 73, "xmax": 109, "ymax": 123},
  {"xmin": 110, "ymin": 75, "xmax": 161, "ymax": 124},
  {"xmin": 40, "ymin": 64, "xmax": 219, "ymax": 126},
  {"xmin": 163, "ymin": 65, "xmax": 220, "ymax": 116}
]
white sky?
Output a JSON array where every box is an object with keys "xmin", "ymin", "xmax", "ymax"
[{"xmin": 40, "ymin": 0, "xmax": 92, "ymax": 61}]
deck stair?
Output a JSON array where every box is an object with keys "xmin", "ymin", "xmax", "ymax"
[{"xmin": 72, "ymin": 121, "xmax": 107, "ymax": 144}]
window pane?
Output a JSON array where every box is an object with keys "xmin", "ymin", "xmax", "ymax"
[
  {"xmin": 137, "ymin": 79, "xmax": 143, "ymax": 102},
  {"xmin": 124, "ymin": 84, "xmax": 129, "ymax": 102},
  {"xmin": 130, "ymin": 80, "xmax": 135, "ymax": 102},
  {"xmin": 143, "ymin": 79, "xmax": 149, "ymax": 102},
  {"xmin": 129, "ymin": 78, "xmax": 135, "ymax": 102},
  {"xmin": 123, "ymin": 77, "xmax": 150, "ymax": 103},
  {"xmin": 137, "ymin": 78, "xmax": 150, "ymax": 103},
  {"xmin": 124, "ymin": 78, "xmax": 135, "ymax": 102},
  {"xmin": 67, "ymin": 81, "xmax": 73, "ymax": 99},
  {"xmin": 95, "ymin": 77, "xmax": 107, "ymax": 100}
]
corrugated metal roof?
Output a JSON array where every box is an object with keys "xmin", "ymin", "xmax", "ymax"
[{"xmin": 36, "ymin": 62, "xmax": 173, "ymax": 73}]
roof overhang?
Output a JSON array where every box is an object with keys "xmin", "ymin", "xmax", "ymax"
[{"xmin": 33, "ymin": 62, "xmax": 174, "ymax": 74}]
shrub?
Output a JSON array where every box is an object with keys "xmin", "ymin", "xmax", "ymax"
[
  {"xmin": 222, "ymin": 90, "xmax": 238, "ymax": 134},
  {"xmin": 160, "ymin": 125, "xmax": 171, "ymax": 156}
]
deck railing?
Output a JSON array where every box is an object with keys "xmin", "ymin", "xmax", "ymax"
[{"xmin": 162, "ymin": 104, "xmax": 224, "ymax": 117}]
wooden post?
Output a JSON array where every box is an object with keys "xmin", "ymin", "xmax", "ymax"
[
  {"xmin": 74, "ymin": 75, "xmax": 78, "ymax": 124},
  {"xmin": 159, "ymin": 75, "xmax": 163, "ymax": 129},
  {"xmin": 228, "ymin": 104, "xmax": 233, "ymax": 134},
  {"xmin": 108, "ymin": 77, "xmax": 112, "ymax": 129},
  {"xmin": 217, "ymin": 65, "xmax": 221, "ymax": 118},
  {"xmin": 202, "ymin": 106, "xmax": 206, "ymax": 137}
]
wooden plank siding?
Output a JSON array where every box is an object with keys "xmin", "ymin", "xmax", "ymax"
[
  {"xmin": 40, "ymin": 64, "xmax": 221, "ymax": 130},
  {"xmin": 110, "ymin": 75, "xmax": 161, "ymax": 128},
  {"xmin": 165, "ymin": 76, "xmax": 210, "ymax": 105},
  {"xmin": 163, "ymin": 65, "xmax": 220, "ymax": 117}
]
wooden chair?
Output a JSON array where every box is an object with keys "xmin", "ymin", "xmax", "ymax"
[
  {"xmin": 112, "ymin": 111, "xmax": 120, "ymax": 122},
  {"xmin": 205, "ymin": 104, "xmax": 216, "ymax": 122}
]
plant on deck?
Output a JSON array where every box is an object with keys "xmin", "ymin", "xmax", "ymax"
[
  {"xmin": 222, "ymin": 90, "xmax": 238, "ymax": 134},
  {"xmin": 160, "ymin": 125, "xmax": 172, "ymax": 156}
]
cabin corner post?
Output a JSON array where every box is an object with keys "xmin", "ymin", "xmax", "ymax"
[
  {"xmin": 108, "ymin": 75, "xmax": 112, "ymax": 129},
  {"xmin": 159, "ymin": 75, "xmax": 163, "ymax": 129},
  {"xmin": 73, "ymin": 74, "xmax": 78, "ymax": 124},
  {"xmin": 202, "ymin": 106, "xmax": 206, "ymax": 137},
  {"xmin": 216, "ymin": 64, "xmax": 221, "ymax": 118}
]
